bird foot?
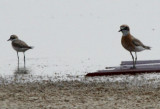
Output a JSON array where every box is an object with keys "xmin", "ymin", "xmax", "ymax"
[{"xmin": 130, "ymin": 66, "xmax": 136, "ymax": 69}]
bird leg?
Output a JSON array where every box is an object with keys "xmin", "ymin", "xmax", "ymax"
[
  {"xmin": 130, "ymin": 52, "xmax": 136, "ymax": 69},
  {"xmin": 17, "ymin": 52, "xmax": 19, "ymax": 66},
  {"xmin": 135, "ymin": 52, "xmax": 137, "ymax": 65},
  {"xmin": 23, "ymin": 52, "xmax": 26, "ymax": 68}
]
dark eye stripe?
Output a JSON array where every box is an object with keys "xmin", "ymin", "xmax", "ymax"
[
  {"xmin": 11, "ymin": 37, "xmax": 15, "ymax": 39},
  {"xmin": 123, "ymin": 27, "xmax": 129, "ymax": 30},
  {"xmin": 124, "ymin": 27, "xmax": 128, "ymax": 29}
]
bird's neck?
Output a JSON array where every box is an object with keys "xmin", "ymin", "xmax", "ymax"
[{"xmin": 122, "ymin": 30, "xmax": 130, "ymax": 36}]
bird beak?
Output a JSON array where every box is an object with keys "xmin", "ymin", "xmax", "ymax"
[
  {"xmin": 7, "ymin": 39, "xmax": 11, "ymax": 41},
  {"xmin": 118, "ymin": 29, "xmax": 122, "ymax": 32}
]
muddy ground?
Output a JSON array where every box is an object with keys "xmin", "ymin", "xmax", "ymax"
[{"xmin": 0, "ymin": 78, "xmax": 160, "ymax": 109}]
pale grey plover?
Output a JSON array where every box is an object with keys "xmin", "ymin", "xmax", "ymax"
[{"xmin": 8, "ymin": 35, "xmax": 33, "ymax": 66}]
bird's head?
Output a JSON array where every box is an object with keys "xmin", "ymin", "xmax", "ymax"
[
  {"xmin": 7, "ymin": 35, "xmax": 19, "ymax": 41},
  {"xmin": 119, "ymin": 25, "xmax": 130, "ymax": 36}
]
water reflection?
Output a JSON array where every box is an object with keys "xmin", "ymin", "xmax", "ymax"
[
  {"xmin": 14, "ymin": 66, "xmax": 30, "ymax": 74},
  {"xmin": 13, "ymin": 66, "xmax": 31, "ymax": 82}
]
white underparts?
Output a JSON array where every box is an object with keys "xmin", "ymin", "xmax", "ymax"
[
  {"xmin": 12, "ymin": 46, "xmax": 29, "ymax": 52},
  {"xmin": 134, "ymin": 46, "xmax": 145, "ymax": 52}
]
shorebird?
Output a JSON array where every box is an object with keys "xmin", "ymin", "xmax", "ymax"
[
  {"xmin": 119, "ymin": 25, "xmax": 151, "ymax": 68},
  {"xmin": 8, "ymin": 35, "xmax": 33, "ymax": 67}
]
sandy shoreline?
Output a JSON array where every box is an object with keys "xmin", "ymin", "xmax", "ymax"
[{"xmin": 0, "ymin": 79, "xmax": 160, "ymax": 109}]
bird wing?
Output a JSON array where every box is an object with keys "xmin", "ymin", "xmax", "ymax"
[
  {"xmin": 12, "ymin": 40, "xmax": 31, "ymax": 48},
  {"xmin": 132, "ymin": 37, "xmax": 145, "ymax": 47},
  {"xmin": 131, "ymin": 36, "xmax": 151, "ymax": 50}
]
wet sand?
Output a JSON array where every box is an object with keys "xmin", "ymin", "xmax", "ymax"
[{"xmin": 0, "ymin": 78, "xmax": 160, "ymax": 109}]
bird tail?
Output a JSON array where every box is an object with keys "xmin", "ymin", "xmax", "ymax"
[
  {"xmin": 29, "ymin": 46, "xmax": 34, "ymax": 49},
  {"xmin": 144, "ymin": 46, "xmax": 151, "ymax": 50}
]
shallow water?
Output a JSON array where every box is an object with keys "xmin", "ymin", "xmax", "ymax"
[{"xmin": 0, "ymin": 56, "xmax": 160, "ymax": 88}]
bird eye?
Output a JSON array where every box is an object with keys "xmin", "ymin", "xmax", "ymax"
[{"xmin": 123, "ymin": 27, "xmax": 128, "ymax": 30}]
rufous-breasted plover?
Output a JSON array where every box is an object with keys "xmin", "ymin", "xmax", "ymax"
[
  {"xmin": 8, "ymin": 35, "xmax": 33, "ymax": 66},
  {"xmin": 119, "ymin": 25, "xmax": 151, "ymax": 68}
]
